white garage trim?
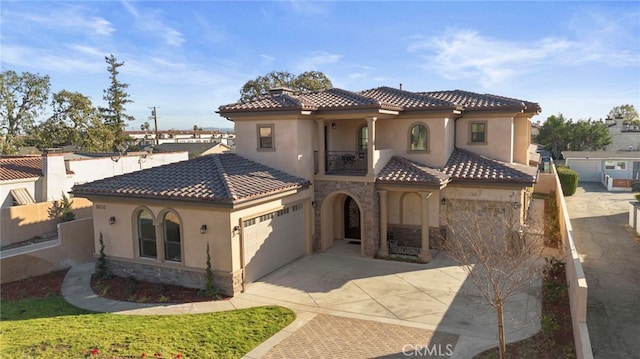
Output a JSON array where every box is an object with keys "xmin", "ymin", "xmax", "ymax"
[{"xmin": 241, "ymin": 203, "xmax": 306, "ymax": 283}]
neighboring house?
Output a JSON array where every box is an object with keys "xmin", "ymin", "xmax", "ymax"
[
  {"xmin": 563, "ymin": 150, "xmax": 640, "ymax": 191},
  {"xmin": 0, "ymin": 151, "xmax": 189, "ymax": 245},
  {"xmin": 74, "ymin": 86, "xmax": 541, "ymax": 297},
  {"xmin": 604, "ymin": 117, "xmax": 640, "ymax": 151},
  {"xmin": 0, "ymin": 156, "xmax": 42, "ymax": 208},
  {"xmin": 127, "ymin": 130, "xmax": 236, "ymax": 147},
  {"xmin": 154, "ymin": 142, "xmax": 232, "ymax": 159}
]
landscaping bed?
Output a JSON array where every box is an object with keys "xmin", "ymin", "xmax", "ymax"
[{"xmin": 475, "ymin": 259, "xmax": 575, "ymax": 358}]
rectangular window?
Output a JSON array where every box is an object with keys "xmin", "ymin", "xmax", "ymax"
[
  {"xmin": 138, "ymin": 214, "xmax": 157, "ymax": 258},
  {"xmin": 471, "ymin": 122, "xmax": 486, "ymax": 143},
  {"xmin": 605, "ymin": 161, "xmax": 626, "ymax": 170},
  {"xmin": 257, "ymin": 124, "xmax": 274, "ymax": 150}
]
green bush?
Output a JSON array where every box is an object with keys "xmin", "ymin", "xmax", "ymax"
[{"xmin": 556, "ymin": 166, "xmax": 578, "ymax": 196}]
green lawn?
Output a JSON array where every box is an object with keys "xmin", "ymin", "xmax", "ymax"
[{"xmin": 1, "ymin": 296, "xmax": 295, "ymax": 359}]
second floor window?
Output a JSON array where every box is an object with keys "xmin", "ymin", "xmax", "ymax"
[
  {"xmin": 471, "ymin": 122, "xmax": 486, "ymax": 143},
  {"xmin": 257, "ymin": 124, "xmax": 274, "ymax": 150},
  {"xmin": 357, "ymin": 125, "xmax": 368, "ymax": 153},
  {"xmin": 409, "ymin": 124, "xmax": 428, "ymax": 151}
]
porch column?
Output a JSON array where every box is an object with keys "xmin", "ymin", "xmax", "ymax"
[
  {"xmin": 316, "ymin": 120, "xmax": 326, "ymax": 176},
  {"xmin": 378, "ymin": 190, "xmax": 389, "ymax": 256},
  {"xmin": 418, "ymin": 191, "xmax": 432, "ymax": 262},
  {"xmin": 366, "ymin": 117, "xmax": 377, "ymax": 178}
]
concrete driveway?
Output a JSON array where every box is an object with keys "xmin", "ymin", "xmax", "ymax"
[
  {"xmin": 565, "ymin": 183, "xmax": 640, "ymax": 358},
  {"xmin": 237, "ymin": 241, "xmax": 540, "ymax": 358}
]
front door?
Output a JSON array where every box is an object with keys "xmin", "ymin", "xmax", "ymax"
[{"xmin": 344, "ymin": 196, "xmax": 361, "ymax": 240}]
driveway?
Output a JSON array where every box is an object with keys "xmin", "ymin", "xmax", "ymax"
[
  {"xmin": 565, "ymin": 183, "xmax": 640, "ymax": 358},
  {"xmin": 237, "ymin": 241, "xmax": 540, "ymax": 358}
]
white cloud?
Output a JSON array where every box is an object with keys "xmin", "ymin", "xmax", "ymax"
[
  {"xmin": 409, "ymin": 29, "xmax": 573, "ymax": 88},
  {"xmin": 122, "ymin": 2, "xmax": 185, "ymax": 47},
  {"xmin": 121, "ymin": 0, "xmax": 139, "ymax": 18},
  {"xmin": 9, "ymin": 6, "xmax": 114, "ymax": 37},
  {"xmin": 296, "ymin": 52, "xmax": 342, "ymax": 71}
]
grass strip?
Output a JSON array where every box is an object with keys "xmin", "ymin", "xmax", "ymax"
[{"xmin": 1, "ymin": 296, "xmax": 295, "ymax": 358}]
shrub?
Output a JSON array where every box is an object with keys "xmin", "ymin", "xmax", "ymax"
[
  {"xmin": 556, "ymin": 166, "xmax": 578, "ymax": 196},
  {"xmin": 635, "ymin": 193, "xmax": 640, "ymax": 202},
  {"xmin": 197, "ymin": 243, "xmax": 220, "ymax": 299},
  {"xmin": 95, "ymin": 232, "xmax": 112, "ymax": 280}
]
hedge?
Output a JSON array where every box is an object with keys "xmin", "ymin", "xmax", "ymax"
[{"xmin": 556, "ymin": 165, "xmax": 579, "ymax": 196}]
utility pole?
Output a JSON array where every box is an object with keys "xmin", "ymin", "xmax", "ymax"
[{"xmin": 150, "ymin": 106, "xmax": 159, "ymax": 145}]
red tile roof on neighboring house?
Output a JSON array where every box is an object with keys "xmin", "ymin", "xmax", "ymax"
[
  {"xmin": 442, "ymin": 148, "xmax": 538, "ymax": 184},
  {"xmin": 72, "ymin": 153, "xmax": 310, "ymax": 204},
  {"xmin": 0, "ymin": 156, "xmax": 42, "ymax": 181},
  {"xmin": 218, "ymin": 87, "xmax": 540, "ymax": 115},
  {"xmin": 377, "ymin": 156, "xmax": 450, "ymax": 186}
]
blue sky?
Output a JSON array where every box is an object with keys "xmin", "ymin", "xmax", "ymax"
[{"xmin": 2, "ymin": 1, "xmax": 639, "ymax": 130}]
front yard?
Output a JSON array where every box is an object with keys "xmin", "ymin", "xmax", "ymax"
[{"xmin": 0, "ymin": 270, "xmax": 295, "ymax": 359}]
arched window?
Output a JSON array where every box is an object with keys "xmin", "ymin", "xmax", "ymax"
[
  {"xmin": 163, "ymin": 212, "xmax": 182, "ymax": 262},
  {"xmin": 137, "ymin": 209, "xmax": 156, "ymax": 258},
  {"xmin": 409, "ymin": 124, "xmax": 428, "ymax": 151},
  {"xmin": 357, "ymin": 125, "xmax": 368, "ymax": 154}
]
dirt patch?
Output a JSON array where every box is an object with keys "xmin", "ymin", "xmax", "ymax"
[
  {"xmin": 475, "ymin": 261, "xmax": 575, "ymax": 359},
  {"xmin": 0, "ymin": 268, "xmax": 68, "ymax": 301},
  {"xmin": 0, "ymin": 268, "xmax": 226, "ymax": 304},
  {"xmin": 90, "ymin": 275, "xmax": 224, "ymax": 304}
]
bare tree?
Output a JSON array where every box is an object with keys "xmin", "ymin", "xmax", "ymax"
[{"xmin": 444, "ymin": 193, "xmax": 544, "ymax": 359}]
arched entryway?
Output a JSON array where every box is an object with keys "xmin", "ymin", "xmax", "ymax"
[{"xmin": 319, "ymin": 192, "xmax": 363, "ymax": 255}]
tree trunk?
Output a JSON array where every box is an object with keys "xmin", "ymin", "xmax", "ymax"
[{"xmin": 497, "ymin": 300, "xmax": 506, "ymax": 359}]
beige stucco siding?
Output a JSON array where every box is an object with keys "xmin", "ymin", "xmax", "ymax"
[
  {"xmin": 91, "ymin": 200, "xmax": 232, "ymax": 272},
  {"xmin": 513, "ymin": 116, "xmax": 532, "ymax": 164},
  {"xmin": 387, "ymin": 190, "xmax": 441, "ymax": 227},
  {"xmin": 457, "ymin": 115, "xmax": 514, "ymax": 163},
  {"xmin": 375, "ymin": 117, "xmax": 451, "ymax": 168}
]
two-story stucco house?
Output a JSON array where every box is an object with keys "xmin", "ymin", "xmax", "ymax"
[{"xmin": 73, "ymin": 86, "xmax": 540, "ymax": 297}]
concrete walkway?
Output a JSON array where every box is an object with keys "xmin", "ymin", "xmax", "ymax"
[
  {"xmin": 62, "ymin": 242, "xmax": 541, "ymax": 358},
  {"xmin": 565, "ymin": 183, "xmax": 640, "ymax": 359}
]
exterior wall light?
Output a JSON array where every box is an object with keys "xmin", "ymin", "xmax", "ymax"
[
  {"xmin": 109, "ymin": 216, "xmax": 116, "ymax": 225},
  {"xmin": 232, "ymin": 225, "xmax": 240, "ymax": 235},
  {"xmin": 441, "ymin": 198, "xmax": 446, "ymax": 206},
  {"xmin": 331, "ymin": 122, "xmax": 337, "ymax": 129},
  {"xmin": 200, "ymin": 224, "xmax": 207, "ymax": 234}
]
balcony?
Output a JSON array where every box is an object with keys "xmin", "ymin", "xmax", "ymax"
[{"xmin": 320, "ymin": 151, "xmax": 368, "ymax": 176}]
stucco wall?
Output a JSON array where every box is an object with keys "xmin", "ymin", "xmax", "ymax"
[
  {"xmin": 1, "ymin": 217, "xmax": 94, "ymax": 283},
  {"xmin": 0, "ymin": 178, "xmax": 38, "ymax": 208},
  {"xmin": 0, "ymin": 198, "xmax": 92, "ymax": 245},
  {"xmin": 456, "ymin": 115, "xmax": 514, "ymax": 163},
  {"xmin": 376, "ymin": 117, "xmax": 452, "ymax": 168},
  {"xmin": 233, "ymin": 116, "xmax": 315, "ymax": 180}
]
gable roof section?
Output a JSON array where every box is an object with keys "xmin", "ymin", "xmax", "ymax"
[
  {"xmin": 0, "ymin": 156, "xmax": 42, "ymax": 181},
  {"xmin": 377, "ymin": 156, "xmax": 450, "ymax": 186},
  {"xmin": 218, "ymin": 86, "xmax": 539, "ymax": 115},
  {"xmin": 442, "ymin": 148, "xmax": 538, "ymax": 184},
  {"xmin": 72, "ymin": 153, "xmax": 310, "ymax": 204}
]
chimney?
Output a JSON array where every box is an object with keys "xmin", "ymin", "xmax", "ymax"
[
  {"xmin": 42, "ymin": 150, "xmax": 67, "ymax": 202},
  {"xmin": 268, "ymin": 87, "xmax": 294, "ymax": 96}
]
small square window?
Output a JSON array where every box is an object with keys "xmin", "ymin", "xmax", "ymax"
[
  {"xmin": 257, "ymin": 125, "xmax": 274, "ymax": 150},
  {"xmin": 470, "ymin": 122, "xmax": 486, "ymax": 143}
]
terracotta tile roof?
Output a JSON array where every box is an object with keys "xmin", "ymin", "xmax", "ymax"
[
  {"xmin": 377, "ymin": 156, "xmax": 450, "ymax": 186},
  {"xmin": 72, "ymin": 153, "xmax": 310, "ymax": 204},
  {"xmin": 442, "ymin": 148, "xmax": 538, "ymax": 184},
  {"xmin": 421, "ymin": 90, "xmax": 541, "ymax": 113},
  {"xmin": 360, "ymin": 87, "xmax": 458, "ymax": 110},
  {"xmin": 0, "ymin": 156, "xmax": 42, "ymax": 181},
  {"xmin": 218, "ymin": 87, "xmax": 540, "ymax": 115}
]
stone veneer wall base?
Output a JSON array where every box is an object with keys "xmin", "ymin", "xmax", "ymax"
[{"xmin": 102, "ymin": 258, "xmax": 242, "ymax": 297}]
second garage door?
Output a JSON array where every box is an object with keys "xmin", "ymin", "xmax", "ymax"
[
  {"xmin": 242, "ymin": 203, "xmax": 306, "ymax": 283},
  {"xmin": 567, "ymin": 160, "xmax": 602, "ymax": 182}
]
